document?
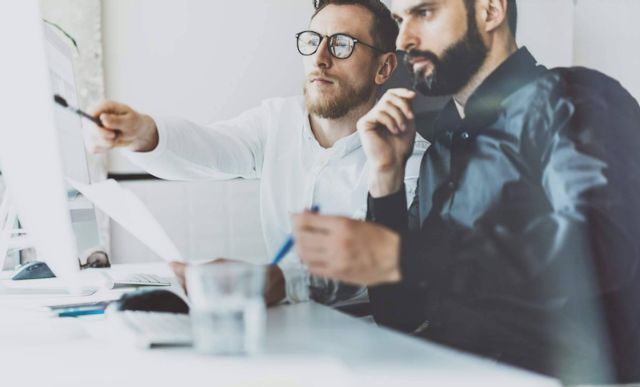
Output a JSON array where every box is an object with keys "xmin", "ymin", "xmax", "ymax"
[{"xmin": 67, "ymin": 178, "xmax": 184, "ymax": 262}]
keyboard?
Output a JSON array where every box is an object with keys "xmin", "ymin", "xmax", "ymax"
[
  {"xmin": 109, "ymin": 273, "xmax": 172, "ymax": 288},
  {"xmin": 109, "ymin": 310, "xmax": 192, "ymax": 348}
]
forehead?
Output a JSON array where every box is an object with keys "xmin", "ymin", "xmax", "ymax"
[{"xmin": 310, "ymin": 4, "xmax": 374, "ymax": 39}]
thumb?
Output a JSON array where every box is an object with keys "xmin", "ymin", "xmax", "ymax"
[{"xmin": 99, "ymin": 112, "xmax": 127, "ymax": 130}]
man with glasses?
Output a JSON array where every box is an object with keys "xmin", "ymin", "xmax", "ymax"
[{"xmin": 89, "ymin": 0, "xmax": 428, "ymax": 307}]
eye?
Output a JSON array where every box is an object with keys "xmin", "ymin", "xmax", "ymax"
[
  {"xmin": 393, "ymin": 17, "xmax": 403, "ymax": 26},
  {"xmin": 417, "ymin": 8, "xmax": 434, "ymax": 18}
]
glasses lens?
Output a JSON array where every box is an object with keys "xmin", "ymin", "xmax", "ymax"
[
  {"xmin": 330, "ymin": 34, "xmax": 354, "ymax": 59},
  {"xmin": 297, "ymin": 31, "xmax": 321, "ymax": 55}
]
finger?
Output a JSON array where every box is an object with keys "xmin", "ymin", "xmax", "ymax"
[
  {"xmin": 93, "ymin": 134, "xmax": 116, "ymax": 149},
  {"xmin": 386, "ymin": 93, "xmax": 415, "ymax": 120},
  {"xmin": 388, "ymin": 88, "xmax": 417, "ymax": 99},
  {"xmin": 113, "ymin": 134, "xmax": 134, "ymax": 148},
  {"xmin": 169, "ymin": 261, "xmax": 187, "ymax": 289},
  {"xmin": 170, "ymin": 261, "xmax": 186, "ymax": 276},
  {"xmin": 99, "ymin": 112, "xmax": 128, "ymax": 130},
  {"xmin": 89, "ymin": 144, "xmax": 110, "ymax": 154},
  {"xmin": 91, "ymin": 100, "xmax": 130, "ymax": 117},
  {"xmin": 305, "ymin": 265, "xmax": 338, "ymax": 280},
  {"xmin": 293, "ymin": 213, "xmax": 354, "ymax": 235},
  {"xmin": 307, "ymin": 262, "xmax": 363, "ymax": 285},
  {"xmin": 97, "ymin": 126, "xmax": 118, "ymax": 141},
  {"xmin": 297, "ymin": 241, "xmax": 327, "ymax": 255},
  {"xmin": 382, "ymin": 101, "xmax": 410, "ymax": 132},
  {"xmin": 291, "ymin": 213, "xmax": 329, "ymax": 234},
  {"xmin": 296, "ymin": 231, "xmax": 329, "ymax": 252},
  {"xmin": 299, "ymin": 252, "xmax": 331, "ymax": 270},
  {"xmin": 376, "ymin": 110, "xmax": 402, "ymax": 134},
  {"xmin": 298, "ymin": 250, "xmax": 328, "ymax": 265}
]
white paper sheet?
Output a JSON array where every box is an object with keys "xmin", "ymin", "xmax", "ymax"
[{"xmin": 67, "ymin": 178, "xmax": 184, "ymax": 262}]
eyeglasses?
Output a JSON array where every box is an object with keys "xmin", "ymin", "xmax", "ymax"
[{"xmin": 295, "ymin": 30, "xmax": 385, "ymax": 59}]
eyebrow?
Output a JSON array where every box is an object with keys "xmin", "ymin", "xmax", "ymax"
[{"xmin": 392, "ymin": 0, "xmax": 438, "ymax": 19}]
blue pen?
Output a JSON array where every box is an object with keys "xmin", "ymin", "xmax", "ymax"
[
  {"xmin": 57, "ymin": 307, "xmax": 106, "ymax": 318},
  {"xmin": 271, "ymin": 205, "xmax": 320, "ymax": 266}
]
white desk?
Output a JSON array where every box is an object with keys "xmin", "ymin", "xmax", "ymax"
[{"xmin": 0, "ymin": 264, "xmax": 560, "ymax": 387}]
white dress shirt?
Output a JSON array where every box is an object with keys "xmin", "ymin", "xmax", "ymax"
[{"xmin": 127, "ymin": 96, "xmax": 428, "ymax": 305}]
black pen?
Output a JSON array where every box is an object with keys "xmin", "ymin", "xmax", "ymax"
[{"xmin": 53, "ymin": 94, "xmax": 103, "ymax": 127}]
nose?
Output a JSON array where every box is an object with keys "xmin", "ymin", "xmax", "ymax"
[
  {"xmin": 312, "ymin": 37, "xmax": 332, "ymax": 69},
  {"xmin": 397, "ymin": 21, "xmax": 419, "ymax": 52}
]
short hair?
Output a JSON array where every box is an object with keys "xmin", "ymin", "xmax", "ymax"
[
  {"xmin": 311, "ymin": 0, "xmax": 399, "ymax": 53},
  {"xmin": 465, "ymin": 0, "xmax": 518, "ymax": 36}
]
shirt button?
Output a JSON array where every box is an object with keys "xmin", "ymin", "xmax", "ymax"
[
  {"xmin": 447, "ymin": 181, "xmax": 456, "ymax": 190},
  {"xmin": 461, "ymin": 132, "xmax": 470, "ymax": 140}
]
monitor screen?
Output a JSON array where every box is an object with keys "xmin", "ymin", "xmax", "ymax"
[{"xmin": 43, "ymin": 23, "xmax": 100, "ymax": 255}]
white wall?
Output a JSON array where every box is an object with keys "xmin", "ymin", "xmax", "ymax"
[
  {"xmin": 573, "ymin": 0, "xmax": 640, "ymax": 100},
  {"xmin": 517, "ymin": 0, "xmax": 574, "ymax": 68}
]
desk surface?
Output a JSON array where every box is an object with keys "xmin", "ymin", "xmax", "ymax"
[{"xmin": 0, "ymin": 263, "xmax": 560, "ymax": 387}]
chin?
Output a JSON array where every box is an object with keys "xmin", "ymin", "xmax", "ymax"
[{"xmin": 310, "ymin": 91, "xmax": 335, "ymax": 103}]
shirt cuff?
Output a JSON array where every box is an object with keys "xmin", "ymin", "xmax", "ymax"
[
  {"xmin": 278, "ymin": 256, "xmax": 310, "ymax": 304},
  {"xmin": 124, "ymin": 115, "xmax": 169, "ymax": 164},
  {"xmin": 367, "ymin": 185, "xmax": 408, "ymax": 233}
]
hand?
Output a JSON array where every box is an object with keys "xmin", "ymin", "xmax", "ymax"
[
  {"xmin": 169, "ymin": 259, "xmax": 286, "ymax": 306},
  {"xmin": 291, "ymin": 211, "xmax": 402, "ymax": 286},
  {"xmin": 89, "ymin": 100, "xmax": 159, "ymax": 153},
  {"xmin": 357, "ymin": 88, "xmax": 417, "ymax": 197}
]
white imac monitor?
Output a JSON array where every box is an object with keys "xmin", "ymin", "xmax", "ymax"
[
  {"xmin": 43, "ymin": 23, "xmax": 101, "ymax": 255},
  {"xmin": 0, "ymin": 0, "xmax": 81, "ymax": 278}
]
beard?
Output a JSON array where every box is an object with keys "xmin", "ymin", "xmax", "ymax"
[
  {"xmin": 304, "ymin": 74, "xmax": 374, "ymax": 119},
  {"xmin": 405, "ymin": 12, "xmax": 488, "ymax": 96}
]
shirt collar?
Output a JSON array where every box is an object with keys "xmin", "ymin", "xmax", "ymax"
[
  {"xmin": 434, "ymin": 46, "xmax": 547, "ymax": 135},
  {"xmin": 303, "ymin": 113, "xmax": 362, "ymax": 157}
]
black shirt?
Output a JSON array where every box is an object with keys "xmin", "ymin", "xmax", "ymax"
[{"xmin": 367, "ymin": 47, "xmax": 640, "ymax": 384}]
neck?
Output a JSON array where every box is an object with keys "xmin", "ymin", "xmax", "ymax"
[
  {"xmin": 309, "ymin": 97, "xmax": 376, "ymax": 148},
  {"xmin": 454, "ymin": 38, "xmax": 518, "ymax": 108}
]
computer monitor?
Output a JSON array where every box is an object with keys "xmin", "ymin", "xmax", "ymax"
[
  {"xmin": 0, "ymin": 0, "xmax": 80, "ymax": 278},
  {"xmin": 43, "ymin": 22, "xmax": 101, "ymax": 256}
]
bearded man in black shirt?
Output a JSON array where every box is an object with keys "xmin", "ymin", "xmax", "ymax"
[{"xmin": 292, "ymin": 0, "xmax": 640, "ymax": 384}]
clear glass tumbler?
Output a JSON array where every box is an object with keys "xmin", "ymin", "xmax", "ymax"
[{"xmin": 186, "ymin": 262, "xmax": 266, "ymax": 355}]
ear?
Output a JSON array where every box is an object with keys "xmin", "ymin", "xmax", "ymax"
[
  {"xmin": 481, "ymin": 0, "xmax": 508, "ymax": 34},
  {"xmin": 375, "ymin": 52, "xmax": 398, "ymax": 85}
]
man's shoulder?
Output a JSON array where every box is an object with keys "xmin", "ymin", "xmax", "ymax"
[
  {"xmin": 521, "ymin": 66, "xmax": 636, "ymax": 107},
  {"xmin": 510, "ymin": 66, "xmax": 640, "ymax": 155},
  {"xmin": 504, "ymin": 66, "xmax": 639, "ymax": 133}
]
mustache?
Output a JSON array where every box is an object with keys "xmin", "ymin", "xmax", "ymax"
[
  {"xmin": 401, "ymin": 49, "xmax": 441, "ymax": 68},
  {"xmin": 307, "ymin": 71, "xmax": 338, "ymax": 82},
  {"xmin": 401, "ymin": 49, "xmax": 440, "ymax": 92}
]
